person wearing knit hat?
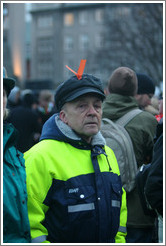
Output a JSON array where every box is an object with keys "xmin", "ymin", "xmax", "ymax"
[
  {"xmin": 102, "ymin": 66, "xmax": 158, "ymax": 243},
  {"xmin": 137, "ymin": 73, "xmax": 155, "ymax": 95},
  {"xmin": 108, "ymin": 66, "xmax": 138, "ymax": 96},
  {"xmin": 135, "ymin": 73, "xmax": 155, "ymax": 110}
]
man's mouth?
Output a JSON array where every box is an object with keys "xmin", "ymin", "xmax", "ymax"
[{"xmin": 85, "ymin": 122, "xmax": 98, "ymax": 125}]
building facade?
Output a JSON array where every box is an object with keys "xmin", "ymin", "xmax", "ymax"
[
  {"xmin": 3, "ymin": 2, "xmax": 163, "ymax": 90},
  {"xmin": 30, "ymin": 3, "xmax": 107, "ymax": 89}
]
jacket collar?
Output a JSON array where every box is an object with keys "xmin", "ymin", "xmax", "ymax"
[
  {"xmin": 55, "ymin": 115, "xmax": 106, "ymax": 147},
  {"xmin": 102, "ymin": 93, "xmax": 139, "ymax": 120}
]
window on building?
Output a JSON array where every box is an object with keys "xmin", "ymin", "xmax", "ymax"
[
  {"xmin": 64, "ymin": 13, "xmax": 74, "ymax": 26},
  {"xmin": 37, "ymin": 15, "xmax": 53, "ymax": 28},
  {"xmin": 95, "ymin": 34, "xmax": 104, "ymax": 48},
  {"xmin": 79, "ymin": 34, "xmax": 89, "ymax": 50},
  {"xmin": 115, "ymin": 7, "xmax": 131, "ymax": 18},
  {"xmin": 79, "ymin": 11, "xmax": 88, "ymax": 25},
  {"xmin": 37, "ymin": 60, "xmax": 53, "ymax": 79},
  {"xmin": 37, "ymin": 38, "xmax": 54, "ymax": 55},
  {"xmin": 95, "ymin": 9, "xmax": 104, "ymax": 23},
  {"xmin": 64, "ymin": 36, "xmax": 74, "ymax": 51}
]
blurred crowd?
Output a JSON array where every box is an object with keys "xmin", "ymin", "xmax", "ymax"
[
  {"xmin": 3, "ymin": 65, "xmax": 163, "ymax": 244},
  {"xmin": 6, "ymin": 78, "xmax": 162, "ymax": 154},
  {"xmin": 6, "ymin": 88, "xmax": 58, "ymax": 152}
]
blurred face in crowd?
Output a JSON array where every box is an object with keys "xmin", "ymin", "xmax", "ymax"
[
  {"xmin": 39, "ymin": 90, "xmax": 53, "ymax": 110},
  {"xmin": 135, "ymin": 93, "xmax": 153, "ymax": 108},
  {"xmin": 3, "ymin": 88, "xmax": 7, "ymax": 119},
  {"xmin": 59, "ymin": 94, "xmax": 102, "ymax": 143}
]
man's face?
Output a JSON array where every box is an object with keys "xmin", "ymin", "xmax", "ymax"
[
  {"xmin": 60, "ymin": 94, "xmax": 102, "ymax": 143},
  {"xmin": 135, "ymin": 93, "xmax": 153, "ymax": 108}
]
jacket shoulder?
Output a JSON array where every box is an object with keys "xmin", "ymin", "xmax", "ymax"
[{"xmin": 127, "ymin": 110, "xmax": 158, "ymax": 132}]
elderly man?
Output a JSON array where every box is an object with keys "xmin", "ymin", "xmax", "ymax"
[{"xmin": 24, "ymin": 73, "xmax": 127, "ymax": 243}]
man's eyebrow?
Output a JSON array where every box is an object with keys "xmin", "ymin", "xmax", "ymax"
[
  {"xmin": 74, "ymin": 96, "xmax": 102, "ymax": 104},
  {"xmin": 75, "ymin": 98, "xmax": 85, "ymax": 103}
]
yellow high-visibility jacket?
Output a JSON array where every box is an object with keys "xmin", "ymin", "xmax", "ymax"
[{"xmin": 24, "ymin": 114, "xmax": 127, "ymax": 243}]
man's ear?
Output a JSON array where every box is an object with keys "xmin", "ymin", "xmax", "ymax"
[{"xmin": 59, "ymin": 110, "xmax": 68, "ymax": 124}]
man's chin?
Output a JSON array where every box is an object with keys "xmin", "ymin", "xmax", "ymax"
[
  {"xmin": 80, "ymin": 130, "xmax": 98, "ymax": 143},
  {"xmin": 85, "ymin": 129, "xmax": 99, "ymax": 136}
]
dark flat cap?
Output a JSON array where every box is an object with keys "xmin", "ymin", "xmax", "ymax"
[{"xmin": 55, "ymin": 74, "xmax": 105, "ymax": 111}]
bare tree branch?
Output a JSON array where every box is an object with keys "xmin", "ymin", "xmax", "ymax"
[{"xmin": 93, "ymin": 3, "xmax": 163, "ymax": 86}]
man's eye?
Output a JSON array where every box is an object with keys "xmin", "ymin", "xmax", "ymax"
[
  {"xmin": 79, "ymin": 104, "xmax": 86, "ymax": 108},
  {"xmin": 94, "ymin": 105, "xmax": 101, "ymax": 109}
]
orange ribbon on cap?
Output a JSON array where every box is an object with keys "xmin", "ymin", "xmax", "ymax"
[{"xmin": 66, "ymin": 59, "xmax": 86, "ymax": 80}]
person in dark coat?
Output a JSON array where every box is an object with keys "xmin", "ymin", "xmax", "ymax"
[
  {"xmin": 3, "ymin": 67, "xmax": 31, "ymax": 243},
  {"xmin": 145, "ymin": 118, "xmax": 163, "ymax": 243},
  {"xmin": 7, "ymin": 89, "xmax": 42, "ymax": 152}
]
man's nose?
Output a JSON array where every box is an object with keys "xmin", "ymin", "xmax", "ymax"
[{"xmin": 87, "ymin": 105, "xmax": 96, "ymax": 115}]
